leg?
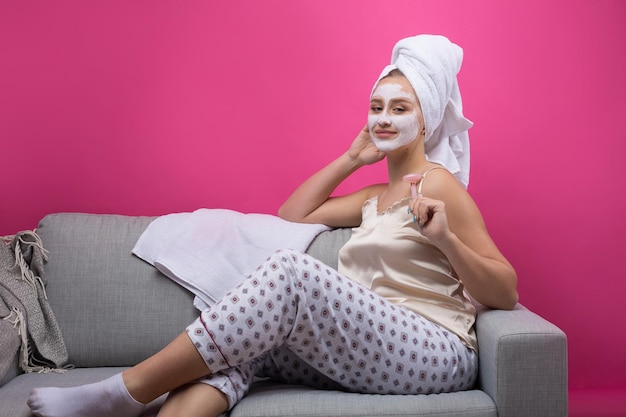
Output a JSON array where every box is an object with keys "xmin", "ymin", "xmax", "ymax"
[
  {"xmin": 157, "ymin": 383, "xmax": 228, "ymax": 417},
  {"xmin": 158, "ymin": 355, "xmax": 265, "ymax": 416},
  {"xmin": 124, "ymin": 332, "xmax": 211, "ymax": 403},
  {"xmin": 191, "ymin": 249, "xmax": 477, "ymax": 395},
  {"xmin": 29, "ymin": 332, "xmax": 211, "ymax": 417}
]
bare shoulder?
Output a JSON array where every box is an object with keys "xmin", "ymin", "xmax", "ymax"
[
  {"xmin": 363, "ymin": 183, "xmax": 388, "ymax": 199},
  {"xmin": 420, "ymin": 167, "xmax": 484, "ymax": 226},
  {"xmin": 340, "ymin": 182, "xmax": 387, "ymax": 212},
  {"xmin": 312, "ymin": 182, "xmax": 388, "ymax": 228},
  {"xmin": 420, "ymin": 167, "xmax": 468, "ymax": 201}
]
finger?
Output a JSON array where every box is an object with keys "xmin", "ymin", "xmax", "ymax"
[
  {"xmin": 408, "ymin": 198, "xmax": 424, "ymax": 226},
  {"xmin": 407, "ymin": 202, "xmax": 418, "ymax": 224},
  {"xmin": 415, "ymin": 197, "xmax": 437, "ymax": 229}
]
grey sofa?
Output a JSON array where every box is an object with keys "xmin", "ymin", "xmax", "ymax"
[{"xmin": 0, "ymin": 213, "xmax": 568, "ymax": 417}]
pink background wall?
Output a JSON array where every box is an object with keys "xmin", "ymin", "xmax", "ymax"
[{"xmin": 2, "ymin": 1, "xmax": 625, "ymax": 414}]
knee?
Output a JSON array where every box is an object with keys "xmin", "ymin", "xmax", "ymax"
[
  {"xmin": 256, "ymin": 249, "xmax": 318, "ymax": 294},
  {"xmin": 266, "ymin": 248, "xmax": 301, "ymax": 264},
  {"xmin": 263, "ymin": 249, "xmax": 307, "ymax": 280},
  {"xmin": 261, "ymin": 249, "xmax": 336, "ymax": 295},
  {"xmin": 266, "ymin": 249, "xmax": 328, "ymax": 274}
]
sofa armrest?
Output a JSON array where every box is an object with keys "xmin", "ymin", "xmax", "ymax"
[{"xmin": 475, "ymin": 304, "xmax": 567, "ymax": 417}]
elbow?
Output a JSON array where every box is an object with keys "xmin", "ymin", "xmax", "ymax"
[
  {"xmin": 278, "ymin": 204, "xmax": 310, "ymax": 224},
  {"xmin": 483, "ymin": 290, "xmax": 518, "ymax": 311},
  {"xmin": 479, "ymin": 269, "xmax": 519, "ymax": 310},
  {"xmin": 502, "ymin": 289, "xmax": 519, "ymax": 310},
  {"xmin": 277, "ymin": 204, "xmax": 301, "ymax": 223},
  {"xmin": 507, "ymin": 269, "xmax": 520, "ymax": 309},
  {"xmin": 494, "ymin": 263, "xmax": 519, "ymax": 310},
  {"xmin": 277, "ymin": 204, "xmax": 289, "ymax": 221},
  {"xmin": 501, "ymin": 271, "xmax": 520, "ymax": 310}
]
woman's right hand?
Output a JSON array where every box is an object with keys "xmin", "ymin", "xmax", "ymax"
[
  {"xmin": 278, "ymin": 125, "xmax": 384, "ymax": 226},
  {"xmin": 346, "ymin": 125, "xmax": 386, "ymax": 167}
]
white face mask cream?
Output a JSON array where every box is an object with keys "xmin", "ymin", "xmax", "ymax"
[{"xmin": 368, "ymin": 82, "xmax": 420, "ymax": 152}]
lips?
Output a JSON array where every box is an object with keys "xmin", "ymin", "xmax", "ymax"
[{"xmin": 374, "ymin": 130, "xmax": 397, "ymax": 138}]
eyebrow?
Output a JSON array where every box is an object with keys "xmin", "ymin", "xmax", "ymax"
[{"xmin": 370, "ymin": 97, "xmax": 415, "ymax": 104}]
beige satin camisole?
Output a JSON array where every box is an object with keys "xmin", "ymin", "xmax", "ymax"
[{"xmin": 337, "ymin": 175, "xmax": 478, "ymax": 351}]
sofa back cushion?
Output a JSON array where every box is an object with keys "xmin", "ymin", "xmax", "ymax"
[
  {"xmin": 37, "ymin": 213, "xmax": 351, "ymax": 368},
  {"xmin": 37, "ymin": 213, "xmax": 198, "ymax": 367}
]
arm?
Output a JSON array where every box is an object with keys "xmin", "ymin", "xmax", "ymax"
[
  {"xmin": 278, "ymin": 126, "xmax": 387, "ymax": 228},
  {"xmin": 410, "ymin": 170, "xmax": 519, "ymax": 310}
]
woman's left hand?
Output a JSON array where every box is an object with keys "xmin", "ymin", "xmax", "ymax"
[
  {"xmin": 407, "ymin": 173, "xmax": 519, "ymax": 310},
  {"xmin": 409, "ymin": 196, "xmax": 451, "ymax": 244}
]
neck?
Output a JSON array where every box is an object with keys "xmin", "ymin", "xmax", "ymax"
[{"xmin": 385, "ymin": 139, "xmax": 429, "ymax": 185}]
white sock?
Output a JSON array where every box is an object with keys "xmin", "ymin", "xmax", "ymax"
[{"xmin": 28, "ymin": 373, "xmax": 145, "ymax": 417}]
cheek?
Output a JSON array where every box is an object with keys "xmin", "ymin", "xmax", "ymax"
[{"xmin": 367, "ymin": 114, "xmax": 380, "ymax": 131}]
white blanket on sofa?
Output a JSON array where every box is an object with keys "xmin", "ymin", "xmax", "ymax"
[{"xmin": 132, "ymin": 209, "xmax": 330, "ymax": 310}]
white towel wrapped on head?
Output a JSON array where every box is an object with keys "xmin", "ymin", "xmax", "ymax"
[{"xmin": 374, "ymin": 34, "xmax": 473, "ymax": 188}]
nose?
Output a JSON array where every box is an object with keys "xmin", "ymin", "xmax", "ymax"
[{"xmin": 377, "ymin": 119, "xmax": 391, "ymax": 127}]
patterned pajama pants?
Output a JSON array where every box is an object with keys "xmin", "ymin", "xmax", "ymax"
[{"xmin": 185, "ymin": 249, "xmax": 477, "ymax": 409}]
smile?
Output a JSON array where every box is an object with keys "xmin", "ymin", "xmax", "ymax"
[{"xmin": 374, "ymin": 130, "xmax": 397, "ymax": 138}]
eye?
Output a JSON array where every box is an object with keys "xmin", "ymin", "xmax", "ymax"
[
  {"xmin": 392, "ymin": 106, "xmax": 406, "ymax": 113},
  {"xmin": 369, "ymin": 105, "xmax": 383, "ymax": 112}
]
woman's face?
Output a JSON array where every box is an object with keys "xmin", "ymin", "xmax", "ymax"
[{"xmin": 368, "ymin": 75, "xmax": 423, "ymax": 152}]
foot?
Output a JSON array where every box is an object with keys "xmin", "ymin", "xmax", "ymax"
[{"xmin": 28, "ymin": 373, "xmax": 146, "ymax": 417}]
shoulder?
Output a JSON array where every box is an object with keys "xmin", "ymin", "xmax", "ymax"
[
  {"xmin": 345, "ymin": 183, "xmax": 387, "ymax": 210},
  {"xmin": 315, "ymin": 182, "xmax": 387, "ymax": 228},
  {"xmin": 420, "ymin": 166, "xmax": 467, "ymax": 201},
  {"xmin": 363, "ymin": 183, "xmax": 388, "ymax": 199},
  {"xmin": 420, "ymin": 166, "xmax": 482, "ymax": 223}
]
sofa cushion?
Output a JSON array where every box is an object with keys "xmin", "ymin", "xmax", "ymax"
[
  {"xmin": 36, "ymin": 213, "xmax": 351, "ymax": 369},
  {"xmin": 232, "ymin": 381, "xmax": 496, "ymax": 417},
  {"xmin": 304, "ymin": 227, "xmax": 352, "ymax": 270},
  {"xmin": 0, "ymin": 367, "xmax": 496, "ymax": 417},
  {"xmin": 37, "ymin": 213, "xmax": 199, "ymax": 368}
]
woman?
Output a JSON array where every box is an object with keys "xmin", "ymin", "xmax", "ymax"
[{"xmin": 28, "ymin": 34, "xmax": 517, "ymax": 417}]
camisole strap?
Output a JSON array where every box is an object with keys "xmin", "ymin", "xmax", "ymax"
[{"xmin": 417, "ymin": 166, "xmax": 447, "ymax": 196}]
